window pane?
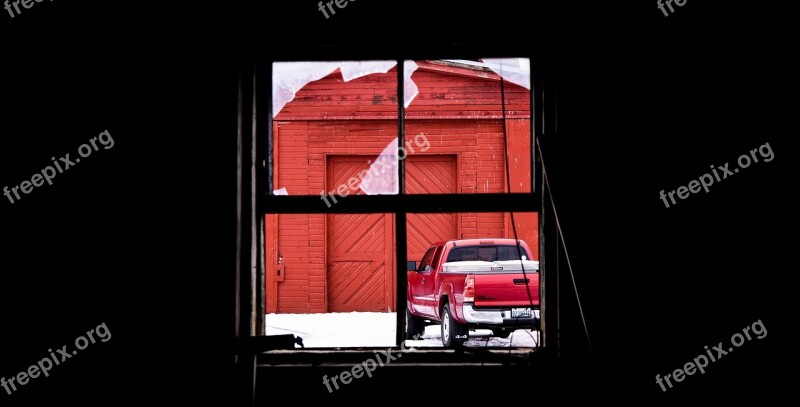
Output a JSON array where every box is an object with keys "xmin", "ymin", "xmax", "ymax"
[
  {"xmin": 403, "ymin": 59, "xmax": 532, "ymax": 194},
  {"xmin": 271, "ymin": 61, "xmax": 399, "ymax": 198},
  {"xmin": 265, "ymin": 212, "xmax": 396, "ymax": 347},
  {"xmin": 405, "ymin": 211, "xmax": 539, "ymax": 349},
  {"xmin": 447, "ymin": 245, "xmax": 531, "ymax": 262}
]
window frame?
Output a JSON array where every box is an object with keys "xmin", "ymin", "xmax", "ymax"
[{"xmin": 250, "ymin": 53, "xmax": 547, "ymax": 349}]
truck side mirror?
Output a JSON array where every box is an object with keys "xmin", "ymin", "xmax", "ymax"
[{"xmin": 407, "ymin": 261, "xmax": 417, "ymax": 272}]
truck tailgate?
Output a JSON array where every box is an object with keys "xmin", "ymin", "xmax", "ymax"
[
  {"xmin": 473, "ymin": 272, "xmax": 539, "ymax": 308},
  {"xmin": 442, "ymin": 260, "xmax": 539, "ymax": 308}
]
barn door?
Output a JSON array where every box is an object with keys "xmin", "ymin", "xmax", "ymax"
[
  {"xmin": 327, "ymin": 157, "xmax": 394, "ymax": 312},
  {"xmin": 406, "ymin": 155, "xmax": 458, "ymax": 263}
]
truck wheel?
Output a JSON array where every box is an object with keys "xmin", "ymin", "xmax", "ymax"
[
  {"xmin": 405, "ymin": 308, "xmax": 425, "ymax": 339},
  {"xmin": 492, "ymin": 329, "xmax": 512, "ymax": 339},
  {"xmin": 441, "ymin": 303, "xmax": 467, "ymax": 348}
]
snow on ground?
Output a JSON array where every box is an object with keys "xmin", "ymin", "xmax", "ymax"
[
  {"xmin": 265, "ymin": 312, "xmax": 539, "ymax": 348},
  {"xmin": 265, "ymin": 312, "xmax": 395, "ymax": 348}
]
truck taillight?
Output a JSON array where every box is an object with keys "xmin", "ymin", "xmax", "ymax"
[{"xmin": 464, "ymin": 276, "xmax": 475, "ymax": 302}]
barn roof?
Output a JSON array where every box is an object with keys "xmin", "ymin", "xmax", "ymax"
[{"xmin": 273, "ymin": 59, "xmax": 530, "ymax": 117}]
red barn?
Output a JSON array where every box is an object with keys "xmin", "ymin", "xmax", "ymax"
[{"xmin": 266, "ymin": 60, "xmax": 537, "ymax": 314}]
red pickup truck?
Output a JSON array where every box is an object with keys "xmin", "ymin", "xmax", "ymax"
[{"xmin": 406, "ymin": 238, "xmax": 540, "ymax": 347}]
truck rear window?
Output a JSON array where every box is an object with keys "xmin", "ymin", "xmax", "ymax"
[{"xmin": 446, "ymin": 245, "xmax": 529, "ymax": 262}]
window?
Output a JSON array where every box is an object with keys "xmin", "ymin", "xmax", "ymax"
[
  {"xmin": 447, "ymin": 245, "xmax": 531, "ymax": 263},
  {"xmin": 251, "ymin": 55, "xmax": 544, "ymax": 349},
  {"xmin": 431, "ymin": 245, "xmax": 444, "ymax": 270},
  {"xmin": 418, "ymin": 246, "xmax": 436, "ymax": 272}
]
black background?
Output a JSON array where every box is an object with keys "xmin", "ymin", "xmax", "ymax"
[{"xmin": 0, "ymin": 0, "xmax": 792, "ymax": 404}]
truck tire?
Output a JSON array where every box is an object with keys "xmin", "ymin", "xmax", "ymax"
[
  {"xmin": 405, "ymin": 308, "xmax": 426, "ymax": 339},
  {"xmin": 441, "ymin": 303, "xmax": 468, "ymax": 348}
]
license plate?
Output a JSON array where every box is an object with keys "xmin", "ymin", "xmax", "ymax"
[{"xmin": 511, "ymin": 308, "xmax": 532, "ymax": 318}]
